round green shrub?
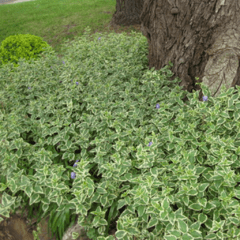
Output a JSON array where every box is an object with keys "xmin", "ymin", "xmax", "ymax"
[{"xmin": 0, "ymin": 33, "xmax": 54, "ymax": 69}]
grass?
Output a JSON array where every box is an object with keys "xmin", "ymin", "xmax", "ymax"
[
  {"xmin": 1, "ymin": 0, "xmax": 240, "ymax": 240},
  {"xmin": 0, "ymin": 0, "xmax": 142, "ymax": 62}
]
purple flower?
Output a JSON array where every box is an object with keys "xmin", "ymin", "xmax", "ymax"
[
  {"xmin": 148, "ymin": 142, "xmax": 153, "ymax": 147},
  {"xmin": 73, "ymin": 162, "xmax": 77, "ymax": 167},
  {"xmin": 71, "ymin": 172, "xmax": 76, "ymax": 179},
  {"xmin": 203, "ymin": 96, "xmax": 208, "ymax": 101},
  {"xmin": 71, "ymin": 160, "xmax": 80, "ymax": 179}
]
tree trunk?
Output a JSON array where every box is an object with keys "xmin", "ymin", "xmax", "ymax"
[
  {"xmin": 109, "ymin": 0, "xmax": 145, "ymax": 27},
  {"xmin": 137, "ymin": 0, "xmax": 240, "ymax": 102}
]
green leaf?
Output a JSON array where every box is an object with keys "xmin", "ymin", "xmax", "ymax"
[
  {"xmin": 72, "ymin": 231, "xmax": 80, "ymax": 239},
  {"xmin": 42, "ymin": 203, "xmax": 49, "ymax": 213},
  {"xmin": 58, "ymin": 213, "xmax": 66, "ymax": 239},
  {"xmin": 189, "ymin": 229, "xmax": 202, "ymax": 238},
  {"xmin": 51, "ymin": 209, "xmax": 62, "ymax": 233},
  {"xmin": 167, "ymin": 230, "xmax": 181, "ymax": 238},
  {"xmin": 228, "ymin": 217, "xmax": 240, "ymax": 225},
  {"xmin": 7, "ymin": 177, "xmax": 18, "ymax": 193},
  {"xmin": 181, "ymin": 195, "xmax": 189, "ymax": 206},
  {"xmin": 56, "ymin": 195, "xmax": 63, "ymax": 207},
  {"xmin": 162, "ymin": 198, "xmax": 170, "ymax": 210},
  {"xmin": 1, "ymin": 192, "xmax": 16, "ymax": 211},
  {"xmin": 205, "ymin": 232, "xmax": 218, "ymax": 239},
  {"xmin": 96, "ymin": 182, "xmax": 108, "ymax": 195},
  {"xmin": 190, "ymin": 221, "xmax": 201, "ymax": 230},
  {"xmin": 32, "ymin": 184, "xmax": 44, "ymax": 195},
  {"xmin": 182, "ymin": 233, "xmax": 193, "ymax": 240},
  {"xmin": 29, "ymin": 192, "xmax": 41, "ymax": 205},
  {"xmin": 198, "ymin": 183, "xmax": 210, "ymax": 192},
  {"xmin": 100, "ymin": 195, "xmax": 108, "ymax": 207},
  {"xmin": 177, "ymin": 219, "xmax": 188, "ymax": 234},
  {"xmin": 188, "ymin": 203, "xmax": 202, "ymax": 211},
  {"xmin": 198, "ymin": 213, "xmax": 208, "ymax": 224},
  {"xmin": 115, "ymin": 230, "xmax": 127, "ymax": 238},
  {"xmin": 136, "ymin": 205, "xmax": 145, "ymax": 217},
  {"xmin": 164, "ymin": 235, "xmax": 177, "ymax": 240},
  {"xmin": 0, "ymin": 183, "xmax": 7, "ymax": 191},
  {"xmin": 117, "ymin": 199, "xmax": 127, "ymax": 210},
  {"xmin": 187, "ymin": 189, "xmax": 198, "ymax": 196},
  {"xmin": 146, "ymin": 217, "xmax": 158, "ymax": 228}
]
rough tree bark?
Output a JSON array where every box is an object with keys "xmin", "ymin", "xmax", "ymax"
[
  {"xmin": 139, "ymin": 0, "xmax": 240, "ymax": 102},
  {"xmin": 109, "ymin": 0, "xmax": 145, "ymax": 27}
]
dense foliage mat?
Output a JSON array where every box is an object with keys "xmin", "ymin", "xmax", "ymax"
[{"xmin": 1, "ymin": 27, "xmax": 240, "ymax": 240}]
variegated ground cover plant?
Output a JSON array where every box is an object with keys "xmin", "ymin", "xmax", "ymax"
[{"xmin": 1, "ymin": 26, "xmax": 240, "ymax": 240}]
